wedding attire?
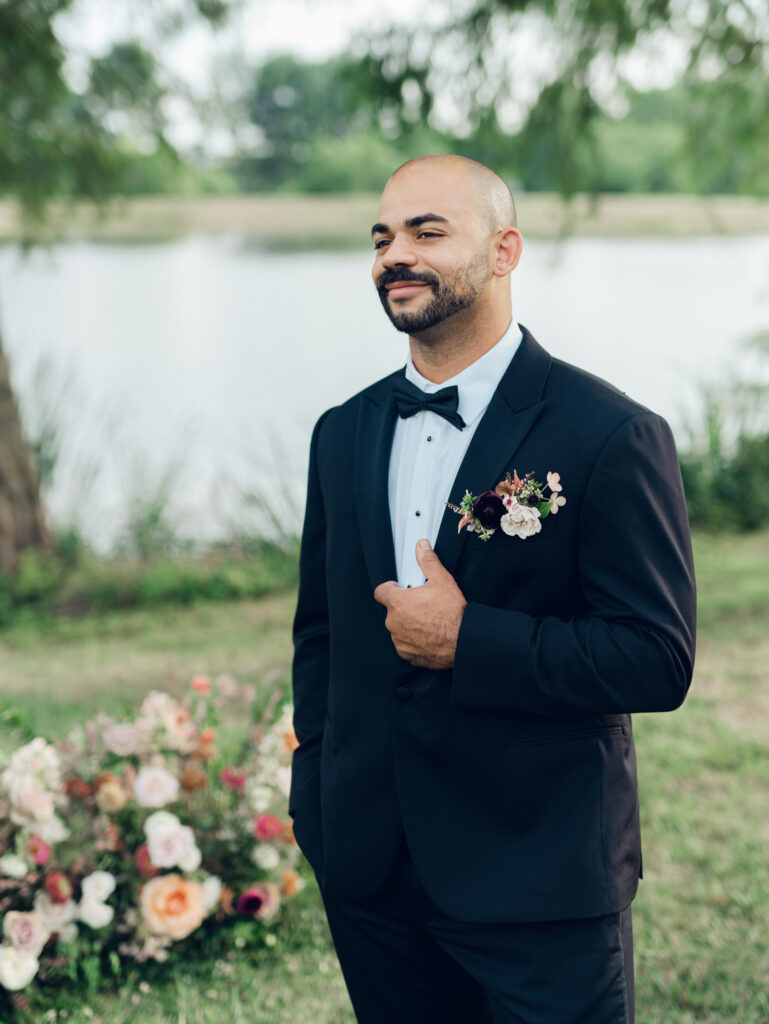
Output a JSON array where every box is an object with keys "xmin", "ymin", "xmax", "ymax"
[{"xmin": 290, "ymin": 326, "xmax": 696, "ymax": 1022}]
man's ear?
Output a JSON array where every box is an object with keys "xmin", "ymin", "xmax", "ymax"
[{"xmin": 492, "ymin": 227, "xmax": 523, "ymax": 277}]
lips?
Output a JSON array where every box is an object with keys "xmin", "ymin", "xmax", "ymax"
[{"xmin": 385, "ymin": 281, "xmax": 428, "ymax": 299}]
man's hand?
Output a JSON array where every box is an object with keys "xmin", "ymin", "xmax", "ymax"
[{"xmin": 373, "ymin": 539, "xmax": 467, "ymax": 669}]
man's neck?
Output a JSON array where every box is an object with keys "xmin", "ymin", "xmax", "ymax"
[{"xmin": 408, "ymin": 307, "xmax": 513, "ymax": 384}]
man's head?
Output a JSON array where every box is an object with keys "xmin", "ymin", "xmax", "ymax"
[{"xmin": 371, "ymin": 155, "xmax": 522, "ymax": 338}]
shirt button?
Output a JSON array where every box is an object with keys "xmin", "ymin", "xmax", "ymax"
[
  {"xmin": 426, "ymin": 435, "xmax": 433, "ymax": 442},
  {"xmin": 396, "ymin": 687, "xmax": 412, "ymax": 702},
  {"xmin": 415, "ymin": 510, "xmax": 421, "ymax": 517}
]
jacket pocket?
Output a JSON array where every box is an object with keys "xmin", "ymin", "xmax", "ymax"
[{"xmin": 507, "ymin": 724, "xmax": 624, "ymax": 749}]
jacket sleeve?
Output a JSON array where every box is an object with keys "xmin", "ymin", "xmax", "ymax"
[
  {"xmin": 450, "ymin": 411, "xmax": 697, "ymax": 716},
  {"xmin": 291, "ymin": 408, "xmax": 335, "ymax": 768}
]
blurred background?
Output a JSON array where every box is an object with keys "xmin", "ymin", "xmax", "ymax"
[
  {"xmin": 0, "ymin": 3, "xmax": 768, "ymax": 1021},
  {"xmin": 2, "ymin": 0, "xmax": 769, "ymax": 574}
]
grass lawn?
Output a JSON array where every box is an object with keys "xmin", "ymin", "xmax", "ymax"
[{"xmin": 0, "ymin": 531, "xmax": 767, "ymax": 1022}]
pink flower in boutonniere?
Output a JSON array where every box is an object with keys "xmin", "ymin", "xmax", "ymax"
[{"xmin": 448, "ymin": 469, "xmax": 566, "ymax": 541}]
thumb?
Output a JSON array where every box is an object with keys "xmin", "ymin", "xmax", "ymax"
[
  {"xmin": 415, "ymin": 538, "xmax": 451, "ymax": 583},
  {"xmin": 374, "ymin": 580, "xmax": 400, "ymax": 606}
]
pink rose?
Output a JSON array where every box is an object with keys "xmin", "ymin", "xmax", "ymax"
[
  {"xmin": 253, "ymin": 813, "xmax": 282, "ymax": 841},
  {"xmin": 26, "ymin": 835, "xmax": 51, "ymax": 866},
  {"xmin": 220, "ymin": 767, "xmax": 247, "ymax": 791},
  {"xmin": 134, "ymin": 766, "xmax": 179, "ymax": 808},
  {"xmin": 3, "ymin": 911, "xmax": 50, "ymax": 957}
]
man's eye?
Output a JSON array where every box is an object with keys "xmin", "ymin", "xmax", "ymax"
[
  {"xmin": 374, "ymin": 239, "xmax": 390, "ymax": 250},
  {"xmin": 418, "ymin": 232, "xmax": 441, "ymax": 239}
]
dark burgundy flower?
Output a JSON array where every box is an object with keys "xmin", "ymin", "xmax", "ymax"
[{"xmin": 471, "ymin": 490, "xmax": 506, "ymax": 530}]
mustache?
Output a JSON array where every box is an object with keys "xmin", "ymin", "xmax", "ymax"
[{"xmin": 376, "ymin": 268, "xmax": 439, "ymax": 292}]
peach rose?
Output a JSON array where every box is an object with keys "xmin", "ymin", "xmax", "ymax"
[
  {"xmin": 140, "ymin": 874, "xmax": 205, "ymax": 940},
  {"xmin": 95, "ymin": 780, "xmax": 128, "ymax": 813},
  {"xmin": 190, "ymin": 675, "xmax": 211, "ymax": 694}
]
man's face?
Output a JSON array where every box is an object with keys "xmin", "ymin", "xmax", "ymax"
[{"xmin": 371, "ymin": 167, "xmax": 493, "ymax": 335}]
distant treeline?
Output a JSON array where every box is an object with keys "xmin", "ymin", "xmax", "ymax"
[{"xmin": 3, "ymin": 53, "xmax": 763, "ymax": 201}]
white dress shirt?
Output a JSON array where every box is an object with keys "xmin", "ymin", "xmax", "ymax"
[{"xmin": 388, "ymin": 320, "xmax": 523, "ymax": 587}]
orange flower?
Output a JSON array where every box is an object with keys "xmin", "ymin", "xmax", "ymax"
[
  {"xmin": 219, "ymin": 887, "xmax": 235, "ymax": 915},
  {"xmin": 282, "ymin": 729, "xmax": 299, "ymax": 753},
  {"xmin": 190, "ymin": 675, "xmax": 211, "ymax": 694},
  {"xmin": 64, "ymin": 777, "xmax": 92, "ymax": 799},
  {"xmin": 140, "ymin": 874, "xmax": 205, "ymax": 940},
  {"xmin": 179, "ymin": 768, "xmax": 207, "ymax": 792},
  {"xmin": 200, "ymin": 728, "xmax": 216, "ymax": 744},
  {"xmin": 279, "ymin": 820, "xmax": 297, "ymax": 846},
  {"xmin": 280, "ymin": 870, "xmax": 301, "ymax": 897}
]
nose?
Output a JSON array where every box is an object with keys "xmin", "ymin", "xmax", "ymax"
[{"xmin": 380, "ymin": 232, "xmax": 417, "ymax": 268}]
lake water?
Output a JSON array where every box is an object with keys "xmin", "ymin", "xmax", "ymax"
[{"xmin": 1, "ymin": 234, "xmax": 768, "ymax": 548}]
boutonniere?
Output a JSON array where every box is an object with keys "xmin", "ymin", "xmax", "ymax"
[{"xmin": 448, "ymin": 470, "xmax": 566, "ymax": 541}]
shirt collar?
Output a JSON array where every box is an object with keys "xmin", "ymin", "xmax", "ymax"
[{"xmin": 404, "ymin": 319, "xmax": 523, "ymax": 427}]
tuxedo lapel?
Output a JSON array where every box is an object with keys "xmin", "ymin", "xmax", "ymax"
[
  {"xmin": 434, "ymin": 328, "xmax": 551, "ymax": 578},
  {"xmin": 354, "ymin": 383, "xmax": 400, "ymax": 592},
  {"xmin": 353, "ymin": 328, "xmax": 552, "ymax": 591}
]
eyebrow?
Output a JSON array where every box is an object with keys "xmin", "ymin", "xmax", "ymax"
[{"xmin": 370, "ymin": 213, "xmax": 450, "ymax": 236}]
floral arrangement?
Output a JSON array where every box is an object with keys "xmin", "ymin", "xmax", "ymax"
[
  {"xmin": 448, "ymin": 470, "xmax": 566, "ymax": 541},
  {"xmin": 0, "ymin": 675, "xmax": 302, "ymax": 1012}
]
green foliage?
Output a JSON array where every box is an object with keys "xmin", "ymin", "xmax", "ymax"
[
  {"xmin": 0, "ymin": 545, "xmax": 298, "ymax": 625},
  {"xmin": 680, "ymin": 338, "xmax": 769, "ymax": 530},
  {"xmin": 0, "ymin": 0, "xmax": 235, "ymax": 232}
]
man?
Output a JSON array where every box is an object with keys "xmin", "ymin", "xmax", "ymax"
[{"xmin": 290, "ymin": 155, "xmax": 696, "ymax": 1023}]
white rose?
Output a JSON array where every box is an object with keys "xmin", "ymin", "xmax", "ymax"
[
  {"xmin": 144, "ymin": 812, "xmax": 198, "ymax": 870},
  {"xmin": 103, "ymin": 722, "xmax": 143, "ymax": 757},
  {"xmin": 201, "ymin": 876, "xmax": 222, "ymax": 912},
  {"xmin": 78, "ymin": 899, "xmax": 114, "ymax": 929},
  {"xmin": 3, "ymin": 911, "xmax": 50, "ymax": 957},
  {"xmin": 245, "ymin": 781, "xmax": 274, "ymax": 814},
  {"xmin": 81, "ymin": 871, "xmax": 116, "ymax": 903},
  {"xmin": 2, "ymin": 738, "xmax": 61, "ymax": 793},
  {"xmin": 58, "ymin": 922, "xmax": 78, "ymax": 943},
  {"xmin": 9, "ymin": 784, "xmax": 55, "ymax": 824},
  {"xmin": 0, "ymin": 946, "xmax": 39, "ymax": 991},
  {"xmin": 0, "ymin": 854, "xmax": 29, "ymax": 880},
  {"xmin": 274, "ymin": 766, "xmax": 292, "ymax": 797},
  {"xmin": 30, "ymin": 815, "xmax": 69, "ymax": 844},
  {"xmin": 33, "ymin": 893, "xmax": 77, "ymax": 932},
  {"xmin": 500, "ymin": 502, "xmax": 542, "ymax": 539},
  {"xmin": 177, "ymin": 844, "xmax": 202, "ymax": 873},
  {"xmin": 134, "ymin": 766, "xmax": 179, "ymax": 808},
  {"xmin": 252, "ymin": 845, "xmax": 280, "ymax": 870}
]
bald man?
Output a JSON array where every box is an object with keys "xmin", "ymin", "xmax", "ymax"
[{"xmin": 290, "ymin": 155, "xmax": 696, "ymax": 1023}]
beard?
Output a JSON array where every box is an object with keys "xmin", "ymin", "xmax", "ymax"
[{"xmin": 376, "ymin": 251, "xmax": 490, "ymax": 335}]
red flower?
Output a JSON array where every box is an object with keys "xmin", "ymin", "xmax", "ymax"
[
  {"xmin": 134, "ymin": 843, "xmax": 160, "ymax": 877},
  {"xmin": 253, "ymin": 813, "xmax": 282, "ymax": 841},
  {"xmin": 219, "ymin": 767, "xmax": 246, "ymax": 791},
  {"xmin": 236, "ymin": 883, "xmax": 280, "ymax": 920},
  {"xmin": 44, "ymin": 871, "xmax": 73, "ymax": 904}
]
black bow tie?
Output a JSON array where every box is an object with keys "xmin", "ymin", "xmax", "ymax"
[{"xmin": 392, "ymin": 376, "xmax": 466, "ymax": 430}]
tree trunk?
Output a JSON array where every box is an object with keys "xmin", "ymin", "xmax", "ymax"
[{"xmin": 0, "ymin": 333, "xmax": 51, "ymax": 575}]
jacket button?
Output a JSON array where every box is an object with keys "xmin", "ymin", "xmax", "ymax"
[{"xmin": 395, "ymin": 686, "xmax": 412, "ymax": 702}]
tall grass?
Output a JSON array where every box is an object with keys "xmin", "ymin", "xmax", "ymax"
[{"xmin": 680, "ymin": 331, "xmax": 769, "ymax": 530}]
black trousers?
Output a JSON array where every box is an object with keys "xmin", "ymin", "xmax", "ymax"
[{"xmin": 318, "ymin": 838, "xmax": 634, "ymax": 1024}]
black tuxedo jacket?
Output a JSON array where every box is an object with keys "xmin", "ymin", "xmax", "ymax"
[{"xmin": 289, "ymin": 327, "xmax": 696, "ymax": 923}]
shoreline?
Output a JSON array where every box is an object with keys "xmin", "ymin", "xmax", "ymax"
[{"xmin": 2, "ymin": 193, "xmax": 769, "ymax": 244}]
